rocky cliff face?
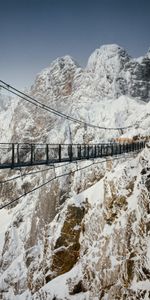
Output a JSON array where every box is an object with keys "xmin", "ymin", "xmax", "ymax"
[
  {"xmin": 32, "ymin": 146, "xmax": 150, "ymax": 300},
  {"xmin": 0, "ymin": 44, "xmax": 150, "ymax": 300},
  {"xmin": 117, "ymin": 55, "xmax": 150, "ymax": 101},
  {"xmin": 86, "ymin": 45, "xmax": 150, "ymax": 102}
]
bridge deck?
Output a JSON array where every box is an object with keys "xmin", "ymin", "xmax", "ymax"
[{"xmin": 0, "ymin": 141, "xmax": 146, "ymax": 169}]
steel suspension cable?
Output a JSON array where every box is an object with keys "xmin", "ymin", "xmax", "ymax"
[{"xmin": 0, "ymin": 80, "xmax": 138, "ymax": 130}]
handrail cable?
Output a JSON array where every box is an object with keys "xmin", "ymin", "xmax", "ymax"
[
  {"xmin": 0, "ymin": 162, "xmax": 71, "ymax": 184},
  {"xmin": 0, "ymin": 151, "xmax": 139, "ymax": 210}
]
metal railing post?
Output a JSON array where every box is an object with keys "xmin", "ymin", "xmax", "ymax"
[
  {"xmin": 46, "ymin": 144, "xmax": 49, "ymax": 164},
  {"xmin": 31, "ymin": 144, "xmax": 34, "ymax": 165},
  {"xmin": 87, "ymin": 145, "xmax": 89, "ymax": 159},
  {"xmin": 111, "ymin": 144, "xmax": 114, "ymax": 156},
  {"xmin": 98, "ymin": 145, "xmax": 100, "ymax": 157},
  {"xmin": 17, "ymin": 144, "xmax": 20, "ymax": 164},
  {"xmin": 127, "ymin": 144, "xmax": 129, "ymax": 153},
  {"xmin": 59, "ymin": 144, "xmax": 61, "ymax": 162},
  {"xmin": 68, "ymin": 144, "xmax": 72, "ymax": 161},
  {"xmin": 11, "ymin": 143, "xmax": 15, "ymax": 168},
  {"xmin": 119, "ymin": 144, "xmax": 122, "ymax": 154},
  {"xmin": 101, "ymin": 145, "xmax": 103, "ymax": 157},
  {"xmin": 77, "ymin": 145, "xmax": 81, "ymax": 160},
  {"xmin": 94, "ymin": 145, "xmax": 97, "ymax": 158},
  {"xmin": 106, "ymin": 145, "xmax": 109, "ymax": 156}
]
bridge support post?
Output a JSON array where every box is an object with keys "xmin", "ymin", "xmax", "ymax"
[
  {"xmin": 97, "ymin": 145, "xmax": 100, "ymax": 158},
  {"xmin": 17, "ymin": 144, "xmax": 20, "ymax": 164},
  {"xmin": 94, "ymin": 145, "xmax": 97, "ymax": 158},
  {"xmin": 83, "ymin": 145, "xmax": 86, "ymax": 158},
  {"xmin": 111, "ymin": 144, "xmax": 114, "ymax": 156},
  {"xmin": 140, "ymin": 142, "xmax": 142, "ymax": 150},
  {"xmin": 135, "ymin": 143, "xmax": 137, "ymax": 151},
  {"xmin": 68, "ymin": 145, "xmax": 73, "ymax": 161},
  {"xmin": 101, "ymin": 145, "xmax": 103, "ymax": 157},
  {"xmin": 100, "ymin": 145, "xmax": 103, "ymax": 157},
  {"xmin": 87, "ymin": 145, "xmax": 89, "ymax": 159},
  {"xmin": 106, "ymin": 145, "xmax": 109, "ymax": 156},
  {"xmin": 77, "ymin": 145, "xmax": 81, "ymax": 160},
  {"xmin": 46, "ymin": 144, "xmax": 49, "ymax": 164},
  {"xmin": 134, "ymin": 142, "xmax": 136, "ymax": 151},
  {"xmin": 11, "ymin": 143, "xmax": 15, "ymax": 168},
  {"xmin": 31, "ymin": 144, "xmax": 34, "ymax": 165},
  {"xmin": 59, "ymin": 144, "xmax": 61, "ymax": 162},
  {"xmin": 119, "ymin": 144, "xmax": 122, "ymax": 154}
]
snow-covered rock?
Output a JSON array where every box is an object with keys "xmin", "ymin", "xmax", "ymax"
[{"xmin": 0, "ymin": 44, "xmax": 150, "ymax": 299}]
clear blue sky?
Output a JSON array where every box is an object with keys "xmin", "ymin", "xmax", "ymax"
[{"xmin": 0, "ymin": 0, "xmax": 150, "ymax": 89}]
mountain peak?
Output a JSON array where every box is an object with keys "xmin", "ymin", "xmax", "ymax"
[
  {"xmin": 51, "ymin": 55, "xmax": 79, "ymax": 66},
  {"xmin": 31, "ymin": 55, "xmax": 80, "ymax": 99},
  {"xmin": 95, "ymin": 43, "xmax": 124, "ymax": 53},
  {"xmin": 87, "ymin": 44, "xmax": 130, "ymax": 73}
]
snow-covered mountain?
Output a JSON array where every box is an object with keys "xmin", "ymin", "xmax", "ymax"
[
  {"xmin": 0, "ymin": 44, "xmax": 150, "ymax": 300},
  {"xmin": 0, "ymin": 44, "xmax": 150, "ymax": 144}
]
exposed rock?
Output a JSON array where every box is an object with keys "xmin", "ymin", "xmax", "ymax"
[{"xmin": 48, "ymin": 203, "xmax": 87, "ymax": 279}]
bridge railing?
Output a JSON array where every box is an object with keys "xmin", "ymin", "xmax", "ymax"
[{"xmin": 0, "ymin": 141, "xmax": 146, "ymax": 169}]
